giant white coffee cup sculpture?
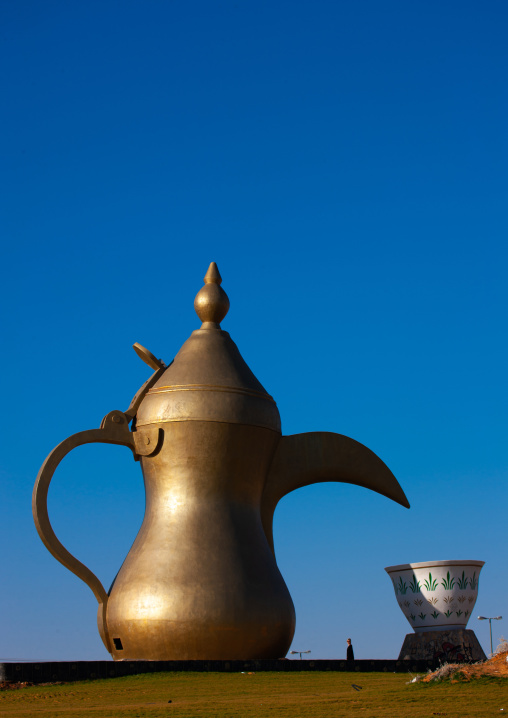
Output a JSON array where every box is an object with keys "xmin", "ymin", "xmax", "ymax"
[{"xmin": 385, "ymin": 560, "xmax": 486, "ymax": 662}]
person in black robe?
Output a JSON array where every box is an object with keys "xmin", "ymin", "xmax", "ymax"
[{"xmin": 346, "ymin": 637, "xmax": 354, "ymax": 661}]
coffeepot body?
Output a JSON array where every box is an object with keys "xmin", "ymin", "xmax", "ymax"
[
  {"xmin": 33, "ymin": 263, "xmax": 409, "ymax": 660},
  {"xmin": 106, "ymin": 323, "xmax": 294, "ymax": 660}
]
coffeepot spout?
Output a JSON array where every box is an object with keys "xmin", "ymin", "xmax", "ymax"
[{"xmin": 261, "ymin": 432, "xmax": 410, "ymax": 554}]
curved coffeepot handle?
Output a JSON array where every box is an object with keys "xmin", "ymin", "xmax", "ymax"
[{"xmin": 32, "ymin": 410, "xmax": 163, "ymax": 652}]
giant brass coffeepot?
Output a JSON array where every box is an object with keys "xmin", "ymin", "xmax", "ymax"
[{"xmin": 33, "ymin": 263, "xmax": 409, "ymax": 661}]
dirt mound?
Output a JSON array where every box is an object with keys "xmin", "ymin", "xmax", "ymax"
[{"xmin": 423, "ymin": 651, "xmax": 508, "ymax": 683}]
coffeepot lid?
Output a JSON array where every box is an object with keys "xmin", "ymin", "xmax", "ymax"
[{"xmin": 135, "ymin": 263, "xmax": 281, "ymax": 432}]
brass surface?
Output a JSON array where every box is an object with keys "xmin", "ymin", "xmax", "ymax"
[
  {"xmin": 33, "ymin": 262, "xmax": 409, "ymax": 661},
  {"xmin": 107, "ymin": 421, "xmax": 293, "ymax": 660},
  {"xmin": 136, "ymin": 326, "xmax": 281, "ymax": 432},
  {"xmin": 261, "ymin": 431, "xmax": 410, "ymax": 555},
  {"xmin": 132, "ymin": 342, "xmax": 166, "ymax": 371}
]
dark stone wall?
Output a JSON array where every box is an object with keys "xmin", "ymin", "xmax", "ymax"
[{"xmin": 1, "ymin": 658, "xmax": 441, "ymax": 684}]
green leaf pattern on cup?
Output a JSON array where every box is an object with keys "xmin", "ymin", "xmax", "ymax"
[
  {"xmin": 441, "ymin": 571, "xmax": 455, "ymax": 590},
  {"xmin": 391, "ymin": 565, "xmax": 481, "ymax": 627},
  {"xmin": 394, "ymin": 576, "xmax": 408, "ymax": 595},
  {"xmin": 423, "ymin": 573, "xmax": 438, "ymax": 591},
  {"xmin": 457, "ymin": 571, "xmax": 469, "ymax": 589},
  {"xmin": 409, "ymin": 575, "xmax": 421, "ymax": 593}
]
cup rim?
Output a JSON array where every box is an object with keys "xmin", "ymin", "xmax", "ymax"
[{"xmin": 385, "ymin": 559, "xmax": 485, "ymax": 573}]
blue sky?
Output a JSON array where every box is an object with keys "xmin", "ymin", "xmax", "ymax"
[{"xmin": 1, "ymin": 0, "xmax": 507, "ymax": 661}]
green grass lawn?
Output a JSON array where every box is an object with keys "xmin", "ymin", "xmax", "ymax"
[{"xmin": 1, "ymin": 671, "xmax": 507, "ymax": 718}]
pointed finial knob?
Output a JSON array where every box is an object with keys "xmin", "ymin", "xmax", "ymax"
[{"xmin": 194, "ymin": 262, "xmax": 230, "ymax": 327}]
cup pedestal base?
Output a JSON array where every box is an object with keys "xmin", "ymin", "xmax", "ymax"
[{"xmin": 398, "ymin": 629, "xmax": 486, "ymax": 662}]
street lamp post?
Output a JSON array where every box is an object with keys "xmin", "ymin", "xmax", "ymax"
[
  {"xmin": 478, "ymin": 616, "xmax": 502, "ymax": 656},
  {"xmin": 290, "ymin": 650, "xmax": 311, "ymax": 660}
]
